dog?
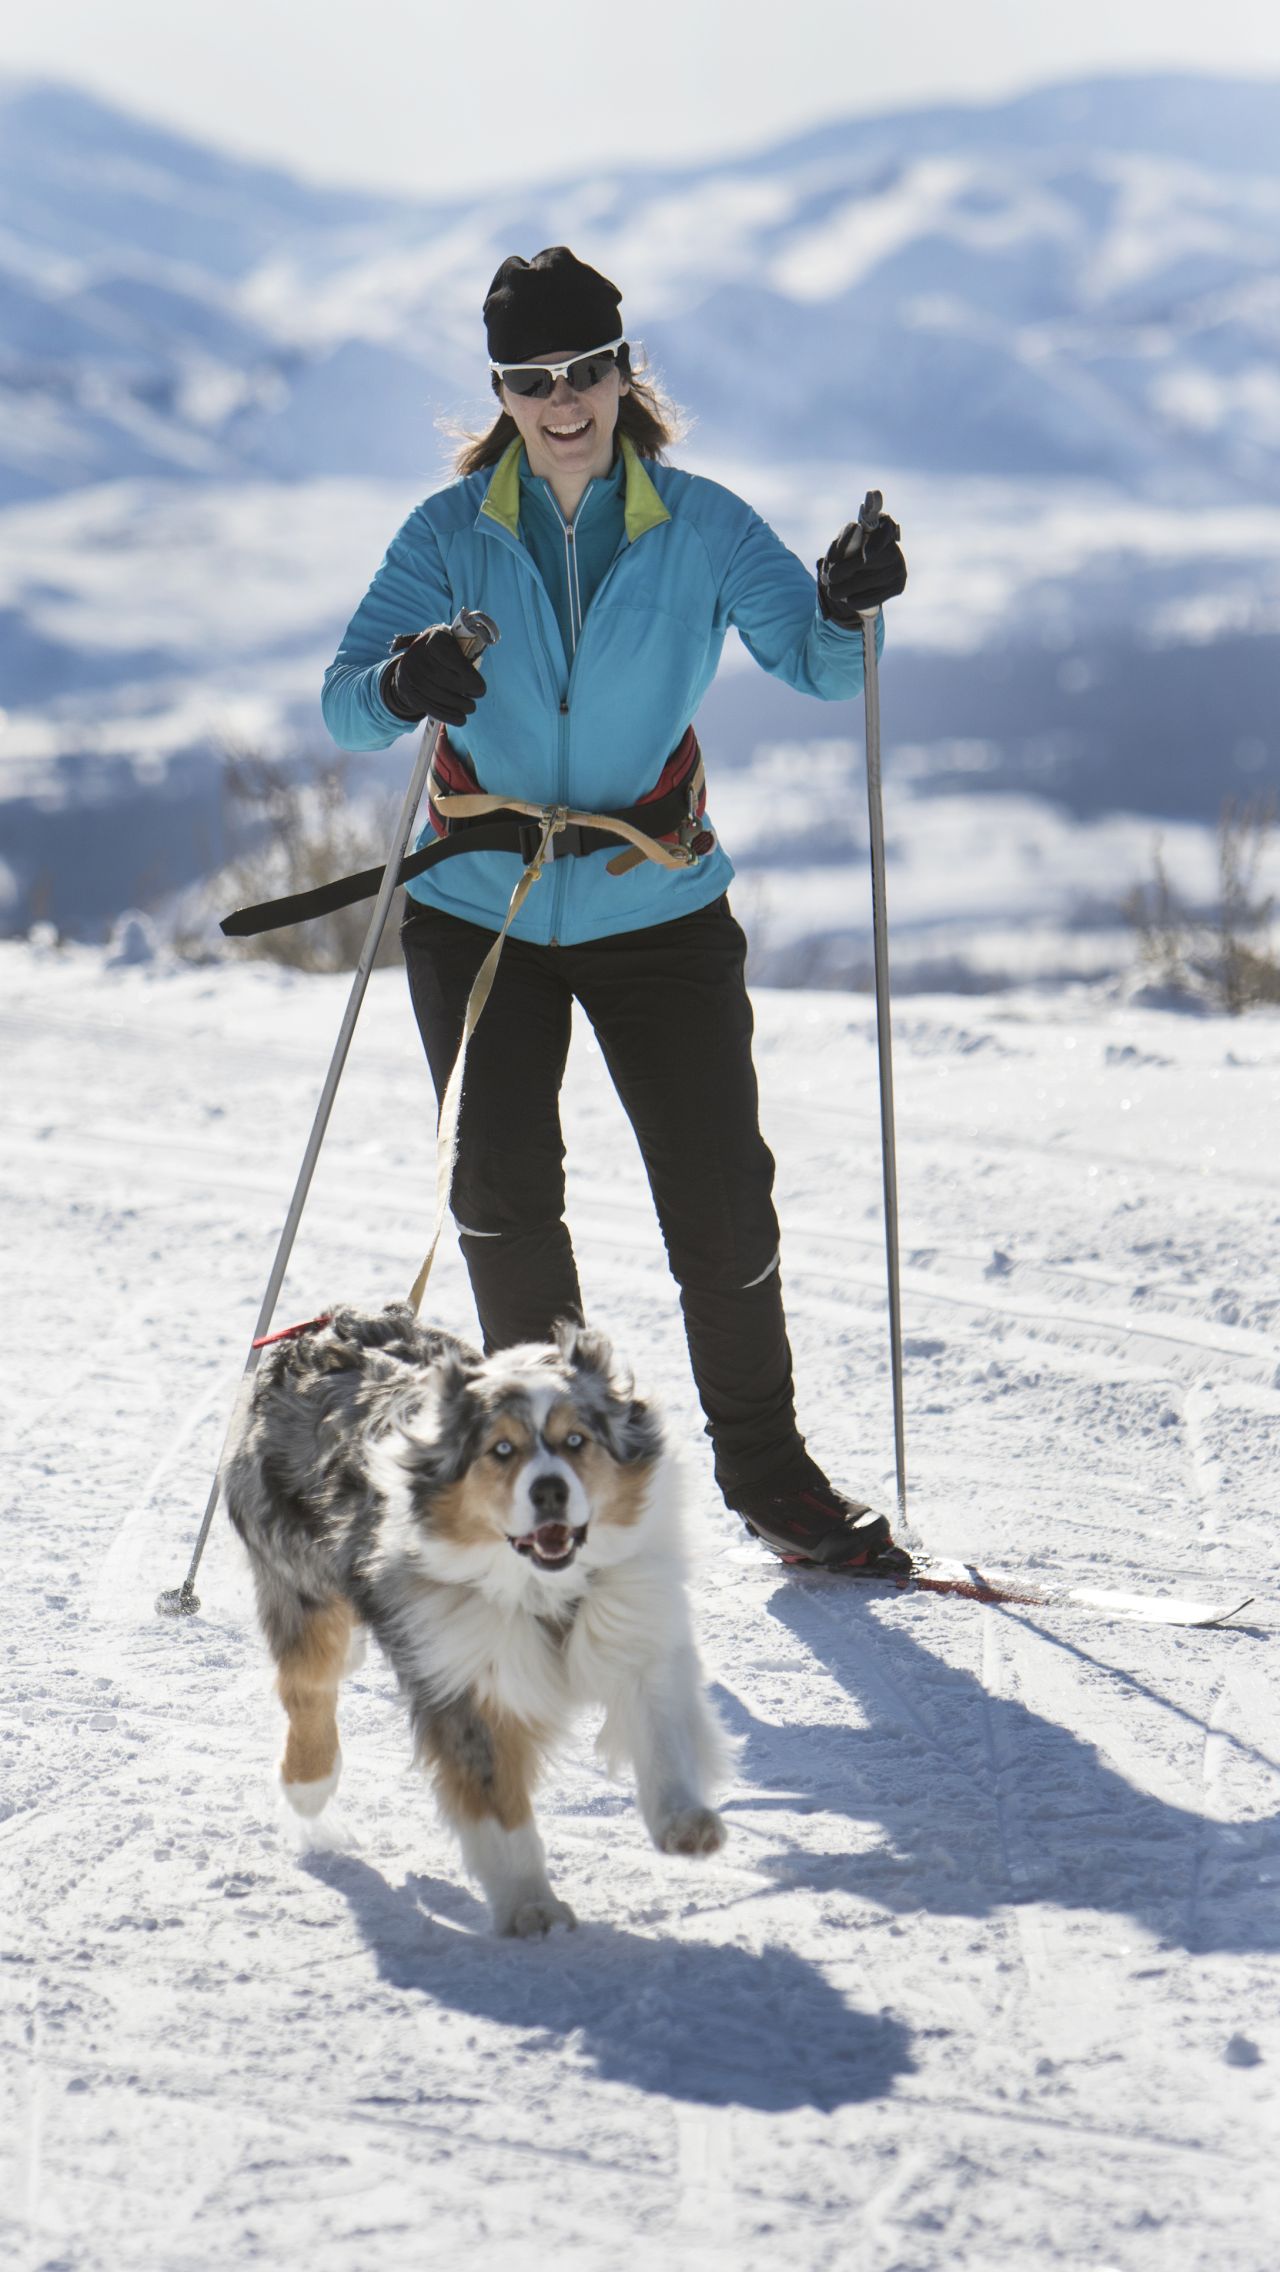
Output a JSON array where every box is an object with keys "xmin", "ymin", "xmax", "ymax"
[{"xmin": 224, "ymin": 1305, "xmax": 732, "ymax": 1936}]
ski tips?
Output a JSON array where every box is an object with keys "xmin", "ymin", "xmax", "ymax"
[
  {"xmin": 799, "ymin": 1554, "xmax": 1260, "ymax": 1630},
  {"xmin": 1069, "ymin": 1585, "xmax": 1258, "ymax": 1628},
  {"xmin": 1194, "ymin": 1594, "xmax": 1255, "ymax": 1629}
]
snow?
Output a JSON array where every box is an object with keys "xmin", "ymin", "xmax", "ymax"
[
  {"xmin": 4, "ymin": 459, "xmax": 1278, "ymax": 983},
  {"xmin": 713, "ymin": 742, "xmax": 1229, "ymax": 966},
  {"xmin": 0, "ymin": 475, "xmax": 416, "ymax": 676},
  {"xmin": 3, "ymin": 937, "xmax": 1279, "ymax": 2269},
  {"xmin": 768, "ymin": 158, "xmax": 1071, "ymax": 302}
]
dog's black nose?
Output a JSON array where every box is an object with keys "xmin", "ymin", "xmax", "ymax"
[{"xmin": 531, "ymin": 1472, "xmax": 569, "ymax": 1517}]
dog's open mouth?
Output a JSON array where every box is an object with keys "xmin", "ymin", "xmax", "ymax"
[{"xmin": 510, "ymin": 1522, "xmax": 589, "ymax": 1571}]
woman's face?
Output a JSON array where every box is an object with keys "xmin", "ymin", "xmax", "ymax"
[{"xmin": 499, "ymin": 346, "xmax": 628, "ymax": 491}]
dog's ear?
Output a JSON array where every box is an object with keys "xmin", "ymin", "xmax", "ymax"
[
  {"xmin": 605, "ymin": 1391, "xmax": 664, "ymax": 1468},
  {"xmin": 429, "ymin": 1353, "xmax": 488, "ymax": 1475},
  {"xmin": 390, "ymin": 1351, "xmax": 488, "ymax": 1495},
  {"xmin": 558, "ymin": 1320, "xmax": 663, "ymax": 1468},
  {"xmin": 555, "ymin": 1319, "xmax": 615, "ymax": 1379}
]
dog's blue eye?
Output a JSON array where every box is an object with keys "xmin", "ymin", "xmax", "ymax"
[
  {"xmin": 564, "ymin": 1431, "xmax": 586, "ymax": 1452},
  {"xmin": 491, "ymin": 1439, "xmax": 517, "ymax": 1461}
]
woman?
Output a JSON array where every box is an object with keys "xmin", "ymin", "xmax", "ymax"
[{"xmin": 322, "ymin": 246, "xmax": 908, "ymax": 1572}]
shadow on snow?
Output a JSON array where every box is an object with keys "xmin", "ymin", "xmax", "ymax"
[
  {"xmin": 719, "ymin": 1579, "xmax": 1280, "ymax": 1956},
  {"xmin": 303, "ymin": 1849, "xmax": 915, "ymax": 2113}
]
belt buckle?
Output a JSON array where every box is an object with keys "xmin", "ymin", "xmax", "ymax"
[
  {"xmin": 523, "ymin": 804, "xmax": 572, "ymax": 873},
  {"xmin": 675, "ymin": 790, "xmax": 700, "ymax": 863},
  {"xmin": 536, "ymin": 804, "xmax": 573, "ymax": 861},
  {"xmin": 679, "ymin": 777, "xmax": 713, "ymax": 864}
]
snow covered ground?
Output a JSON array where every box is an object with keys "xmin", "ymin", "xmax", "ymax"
[{"xmin": 3, "ymin": 935, "xmax": 1279, "ymax": 2270}]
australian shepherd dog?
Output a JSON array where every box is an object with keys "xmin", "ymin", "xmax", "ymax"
[{"xmin": 224, "ymin": 1306, "xmax": 731, "ymax": 1936}]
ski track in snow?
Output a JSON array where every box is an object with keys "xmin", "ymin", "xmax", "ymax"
[{"xmin": 3, "ymin": 941, "xmax": 1280, "ymax": 2271}]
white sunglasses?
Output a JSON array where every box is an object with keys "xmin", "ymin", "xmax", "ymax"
[{"xmin": 490, "ymin": 337, "xmax": 628, "ymax": 399}]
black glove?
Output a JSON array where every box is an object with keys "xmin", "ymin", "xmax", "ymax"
[
  {"xmin": 380, "ymin": 625, "xmax": 488, "ymax": 726},
  {"xmin": 817, "ymin": 515, "xmax": 907, "ymax": 626}
]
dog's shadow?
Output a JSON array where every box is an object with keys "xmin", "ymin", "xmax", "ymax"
[{"xmin": 302, "ymin": 1849, "xmax": 913, "ymax": 2112}]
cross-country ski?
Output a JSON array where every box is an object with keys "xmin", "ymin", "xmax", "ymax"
[{"xmin": 766, "ymin": 1551, "xmax": 1256, "ymax": 1628}]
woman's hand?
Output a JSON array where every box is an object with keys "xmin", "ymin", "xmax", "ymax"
[
  {"xmin": 817, "ymin": 517, "xmax": 907, "ymax": 625},
  {"xmin": 380, "ymin": 624, "xmax": 489, "ymax": 725}
]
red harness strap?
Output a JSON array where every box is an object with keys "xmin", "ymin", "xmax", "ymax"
[
  {"xmin": 631, "ymin": 725, "xmax": 709, "ymax": 841},
  {"xmin": 252, "ymin": 1313, "xmax": 334, "ymax": 1349},
  {"xmin": 427, "ymin": 725, "xmax": 706, "ymax": 850}
]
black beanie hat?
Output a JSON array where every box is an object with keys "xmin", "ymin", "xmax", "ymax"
[{"xmin": 483, "ymin": 246, "xmax": 623, "ymax": 362}]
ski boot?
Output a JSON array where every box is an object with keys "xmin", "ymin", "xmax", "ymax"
[{"xmin": 732, "ymin": 1478, "xmax": 912, "ymax": 1576}]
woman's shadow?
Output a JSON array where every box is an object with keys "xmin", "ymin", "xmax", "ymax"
[
  {"xmin": 303, "ymin": 1847, "xmax": 914, "ymax": 2113},
  {"xmin": 731, "ymin": 1578, "xmax": 1280, "ymax": 1957}
]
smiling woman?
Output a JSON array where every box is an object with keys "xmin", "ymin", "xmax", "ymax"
[
  {"xmin": 321, "ymin": 243, "xmax": 910, "ymax": 1575},
  {"xmin": 456, "ymin": 261, "xmax": 681, "ymax": 499}
]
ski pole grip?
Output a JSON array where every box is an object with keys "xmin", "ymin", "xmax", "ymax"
[
  {"xmin": 836, "ymin": 489, "xmax": 885, "ymax": 563},
  {"xmin": 449, "ymin": 607, "xmax": 500, "ymax": 665},
  {"xmin": 388, "ymin": 609, "xmax": 501, "ymax": 666},
  {"xmin": 835, "ymin": 491, "xmax": 888, "ymax": 625}
]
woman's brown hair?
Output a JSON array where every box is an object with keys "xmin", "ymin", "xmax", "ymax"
[{"xmin": 451, "ymin": 353, "xmax": 687, "ymax": 476}]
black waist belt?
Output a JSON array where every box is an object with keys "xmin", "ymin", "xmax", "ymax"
[{"xmin": 219, "ymin": 781, "xmax": 695, "ymax": 940}]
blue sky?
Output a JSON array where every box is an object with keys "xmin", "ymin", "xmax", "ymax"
[{"xmin": 3, "ymin": 0, "xmax": 1279, "ymax": 193}]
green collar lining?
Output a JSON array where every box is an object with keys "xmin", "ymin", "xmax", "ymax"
[
  {"xmin": 479, "ymin": 438, "xmax": 523, "ymax": 534},
  {"xmin": 478, "ymin": 434, "xmax": 670, "ymax": 542}
]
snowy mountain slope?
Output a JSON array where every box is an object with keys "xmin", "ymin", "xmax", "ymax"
[
  {"xmin": 0, "ymin": 78, "xmax": 400, "ymax": 266},
  {"xmin": 3, "ymin": 71, "xmax": 1280, "ymax": 947},
  {"xmin": 3, "ymin": 71, "xmax": 1280, "ymax": 499},
  {"xmin": 2, "ymin": 940, "xmax": 1278, "ymax": 2269},
  {"xmin": 0, "ymin": 80, "xmax": 447, "ymax": 502}
]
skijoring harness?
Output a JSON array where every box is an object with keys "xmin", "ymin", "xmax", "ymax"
[
  {"xmin": 219, "ymin": 725, "xmax": 713, "ymax": 939},
  {"xmin": 218, "ymin": 720, "xmax": 715, "ymax": 1317}
]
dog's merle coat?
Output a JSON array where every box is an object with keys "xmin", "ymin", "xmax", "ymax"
[{"xmin": 225, "ymin": 1305, "xmax": 730, "ymax": 1936}]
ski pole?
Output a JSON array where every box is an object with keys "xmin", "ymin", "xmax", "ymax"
[
  {"xmin": 844, "ymin": 493, "xmax": 908, "ymax": 1527},
  {"xmin": 155, "ymin": 608, "xmax": 499, "ymax": 1618}
]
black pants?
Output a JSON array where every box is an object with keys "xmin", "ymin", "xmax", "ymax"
[{"xmin": 401, "ymin": 893, "xmax": 820, "ymax": 1503}]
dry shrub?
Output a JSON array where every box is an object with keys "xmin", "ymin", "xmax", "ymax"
[
  {"xmin": 213, "ymin": 749, "xmax": 406, "ymax": 973},
  {"xmin": 1126, "ymin": 795, "xmax": 1280, "ymax": 1012},
  {"xmin": 1216, "ymin": 794, "xmax": 1280, "ymax": 1012}
]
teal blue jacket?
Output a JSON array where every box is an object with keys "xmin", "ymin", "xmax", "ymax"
[
  {"xmin": 516, "ymin": 447, "xmax": 627, "ymax": 664},
  {"xmin": 321, "ymin": 437, "xmax": 883, "ymax": 945}
]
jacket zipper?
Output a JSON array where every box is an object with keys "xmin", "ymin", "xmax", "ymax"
[
  {"xmin": 542, "ymin": 479, "xmax": 589, "ymax": 657},
  {"xmin": 564, "ymin": 518, "xmax": 583, "ymax": 654},
  {"xmin": 482, "ymin": 474, "xmax": 647, "ymax": 941},
  {"xmin": 552, "ymin": 500, "xmax": 656, "ymax": 937},
  {"xmin": 551, "ymin": 693, "xmax": 570, "ymax": 941},
  {"xmin": 543, "ymin": 480, "xmax": 592, "ymax": 940}
]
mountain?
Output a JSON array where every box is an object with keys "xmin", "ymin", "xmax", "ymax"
[
  {"xmin": 3, "ymin": 71, "xmax": 1280, "ymax": 502},
  {"xmin": 1, "ymin": 71, "xmax": 1279, "ymax": 952}
]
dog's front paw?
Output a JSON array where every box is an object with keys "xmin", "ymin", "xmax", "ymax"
[
  {"xmin": 279, "ymin": 1758, "xmax": 341, "ymax": 1819},
  {"xmin": 656, "ymin": 1805, "xmax": 726, "ymax": 1857},
  {"xmin": 499, "ymin": 1893, "xmax": 578, "ymax": 1939}
]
